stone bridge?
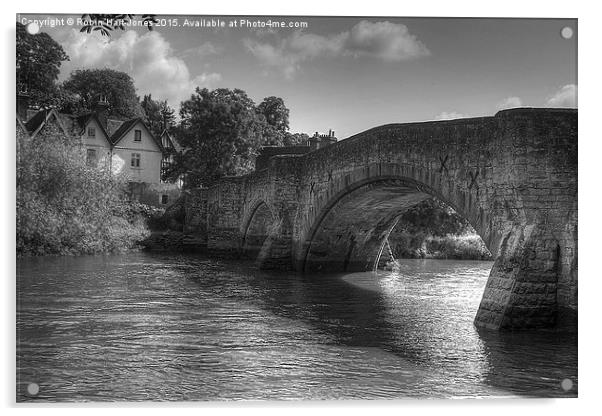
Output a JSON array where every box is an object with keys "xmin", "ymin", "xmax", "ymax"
[{"xmin": 184, "ymin": 108, "xmax": 577, "ymax": 330}]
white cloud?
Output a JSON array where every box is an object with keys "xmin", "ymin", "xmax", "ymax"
[
  {"xmin": 244, "ymin": 20, "xmax": 430, "ymax": 78},
  {"xmin": 180, "ymin": 41, "xmax": 220, "ymax": 58},
  {"xmin": 57, "ymin": 29, "xmax": 221, "ymax": 107},
  {"xmin": 546, "ymin": 84, "xmax": 577, "ymax": 108},
  {"xmin": 434, "ymin": 111, "xmax": 465, "ymax": 121},
  {"xmin": 496, "ymin": 96, "xmax": 523, "ymax": 110},
  {"xmin": 345, "ymin": 20, "xmax": 430, "ymax": 61}
]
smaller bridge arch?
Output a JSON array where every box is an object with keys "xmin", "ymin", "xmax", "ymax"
[
  {"xmin": 241, "ymin": 200, "xmax": 277, "ymax": 260},
  {"xmin": 241, "ymin": 200, "xmax": 294, "ymax": 269},
  {"xmin": 190, "ymin": 109, "xmax": 578, "ymax": 329}
]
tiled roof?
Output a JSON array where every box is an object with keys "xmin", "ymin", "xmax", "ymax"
[
  {"xmin": 20, "ymin": 109, "xmax": 167, "ymax": 154},
  {"xmin": 160, "ymin": 129, "xmax": 183, "ymax": 152},
  {"xmin": 24, "ymin": 109, "xmax": 47, "ymax": 135},
  {"xmin": 23, "ymin": 109, "xmax": 71, "ymax": 138},
  {"xmin": 110, "ymin": 118, "xmax": 139, "ymax": 144},
  {"xmin": 110, "ymin": 118, "xmax": 165, "ymax": 151},
  {"xmin": 106, "ymin": 119, "xmax": 125, "ymax": 137},
  {"xmin": 74, "ymin": 113, "xmax": 112, "ymax": 141}
]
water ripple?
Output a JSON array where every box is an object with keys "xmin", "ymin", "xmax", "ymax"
[{"xmin": 17, "ymin": 254, "xmax": 577, "ymax": 401}]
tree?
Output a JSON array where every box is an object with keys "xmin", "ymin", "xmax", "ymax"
[
  {"xmin": 16, "ymin": 22, "xmax": 69, "ymax": 107},
  {"xmin": 62, "ymin": 68, "xmax": 144, "ymax": 119},
  {"xmin": 79, "ymin": 14, "xmax": 158, "ymax": 37},
  {"xmin": 17, "ymin": 129, "xmax": 149, "ymax": 255},
  {"xmin": 165, "ymin": 88, "xmax": 266, "ymax": 188},
  {"xmin": 283, "ymin": 132, "xmax": 310, "ymax": 146},
  {"xmin": 257, "ymin": 96, "xmax": 297, "ymax": 146},
  {"xmin": 257, "ymin": 96, "xmax": 290, "ymax": 132},
  {"xmin": 394, "ymin": 198, "xmax": 471, "ymax": 237},
  {"xmin": 141, "ymin": 94, "xmax": 176, "ymax": 137}
]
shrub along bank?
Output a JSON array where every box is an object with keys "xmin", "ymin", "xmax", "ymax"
[{"xmin": 17, "ymin": 133, "xmax": 158, "ymax": 256}]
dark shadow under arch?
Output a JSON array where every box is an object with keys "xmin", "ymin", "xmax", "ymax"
[{"xmin": 298, "ymin": 176, "xmax": 490, "ymax": 273}]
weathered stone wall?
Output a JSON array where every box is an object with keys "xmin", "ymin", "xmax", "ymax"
[
  {"xmin": 184, "ymin": 108, "xmax": 577, "ymax": 330},
  {"xmin": 127, "ymin": 182, "xmax": 182, "ymax": 208},
  {"xmin": 183, "ymin": 189, "xmax": 208, "ymax": 233},
  {"xmin": 255, "ymin": 146, "xmax": 310, "ymax": 171}
]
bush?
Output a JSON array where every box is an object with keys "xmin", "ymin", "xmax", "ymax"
[
  {"xmin": 390, "ymin": 231, "xmax": 491, "ymax": 260},
  {"xmin": 17, "ymin": 133, "xmax": 151, "ymax": 256},
  {"xmin": 424, "ymin": 234, "xmax": 492, "ymax": 260},
  {"xmin": 389, "ymin": 199, "xmax": 492, "ymax": 260}
]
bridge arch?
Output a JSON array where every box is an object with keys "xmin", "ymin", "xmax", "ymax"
[
  {"xmin": 241, "ymin": 200, "xmax": 277, "ymax": 259},
  {"xmin": 296, "ymin": 171, "xmax": 489, "ymax": 273},
  {"xmin": 193, "ymin": 109, "xmax": 577, "ymax": 329}
]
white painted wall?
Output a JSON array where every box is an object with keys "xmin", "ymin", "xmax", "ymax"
[
  {"xmin": 81, "ymin": 118, "xmax": 112, "ymax": 169},
  {"xmin": 112, "ymin": 122, "xmax": 163, "ymax": 183}
]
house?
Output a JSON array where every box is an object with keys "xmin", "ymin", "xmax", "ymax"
[
  {"xmin": 308, "ymin": 129, "xmax": 337, "ymax": 150},
  {"xmin": 255, "ymin": 129, "xmax": 338, "ymax": 171},
  {"xmin": 159, "ymin": 129, "xmax": 182, "ymax": 177},
  {"xmin": 16, "ymin": 93, "xmax": 182, "ymax": 207}
]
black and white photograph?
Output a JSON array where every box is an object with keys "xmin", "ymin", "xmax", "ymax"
[{"xmin": 11, "ymin": 3, "xmax": 582, "ymax": 406}]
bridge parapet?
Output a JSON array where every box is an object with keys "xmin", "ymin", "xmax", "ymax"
[{"xmin": 185, "ymin": 108, "xmax": 577, "ymax": 330}]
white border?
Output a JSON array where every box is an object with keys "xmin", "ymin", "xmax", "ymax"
[{"xmin": 2, "ymin": 1, "xmax": 600, "ymax": 415}]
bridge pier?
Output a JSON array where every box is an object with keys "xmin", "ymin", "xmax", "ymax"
[
  {"xmin": 254, "ymin": 218, "xmax": 295, "ymax": 270},
  {"xmin": 475, "ymin": 224, "xmax": 562, "ymax": 329},
  {"xmin": 184, "ymin": 108, "xmax": 577, "ymax": 331}
]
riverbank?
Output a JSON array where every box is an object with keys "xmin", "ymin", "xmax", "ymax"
[
  {"xmin": 16, "ymin": 130, "xmax": 166, "ymax": 257},
  {"xmin": 390, "ymin": 233, "xmax": 492, "ymax": 260},
  {"xmin": 384, "ymin": 198, "xmax": 492, "ymax": 261},
  {"xmin": 16, "ymin": 201, "xmax": 164, "ymax": 257}
]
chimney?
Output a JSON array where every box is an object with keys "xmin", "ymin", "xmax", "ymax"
[
  {"xmin": 94, "ymin": 95, "xmax": 109, "ymax": 128},
  {"xmin": 16, "ymin": 91, "xmax": 30, "ymax": 121},
  {"xmin": 309, "ymin": 135, "xmax": 319, "ymax": 151},
  {"xmin": 162, "ymin": 112, "xmax": 168, "ymax": 132}
]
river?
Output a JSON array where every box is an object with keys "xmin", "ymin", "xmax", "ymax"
[{"xmin": 16, "ymin": 252, "xmax": 577, "ymax": 401}]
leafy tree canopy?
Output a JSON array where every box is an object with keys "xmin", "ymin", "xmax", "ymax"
[
  {"xmin": 283, "ymin": 132, "xmax": 310, "ymax": 146},
  {"xmin": 395, "ymin": 198, "xmax": 471, "ymax": 237},
  {"xmin": 16, "ymin": 22, "xmax": 69, "ymax": 107},
  {"xmin": 165, "ymin": 88, "xmax": 268, "ymax": 188},
  {"xmin": 62, "ymin": 68, "xmax": 144, "ymax": 119},
  {"xmin": 257, "ymin": 96, "xmax": 290, "ymax": 132},
  {"xmin": 79, "ymin": 14, "xmax": 158, "ymax": 37},
  {"xmin": 140, "ymin": 94, "xmax": 176, "ymax": 137}
]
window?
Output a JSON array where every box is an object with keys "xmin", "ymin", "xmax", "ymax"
[
  {"xmin": 161, "ymin": 194, "xmax": 169, "ymax": 205},
  {"xmin": 161, "ymin": 156, "xmax": 171, "ymax": 183},
  {"xmin": 86, "ymin": 149, "xmax": 97, "ymax": 167},
  {"xmin": 87, "ymin": 127, "xmax": 96, "ymax": 137},
  {"xmin": 134, "ymin": 129, "xmax": 142, "ymax": 141},
  {"xmin": 131, "ymin": 153, "xmax": 141, "ymax": 168}
]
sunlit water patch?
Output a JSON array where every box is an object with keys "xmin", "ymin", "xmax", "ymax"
[{"xmin": 17, "ymin": 253, "xmax": 577, "ymax": 401}]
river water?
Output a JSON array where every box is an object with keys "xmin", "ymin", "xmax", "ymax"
[{"xmin": 16, "ymin": 252, "xmax": 577, "ymax": 401}]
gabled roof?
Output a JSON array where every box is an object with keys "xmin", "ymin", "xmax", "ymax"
[
  {"xmin": 17, "ymin": 116, "xmax": 29, "ymax": 138},
  {"xmin": 24, "ymin": 109, "xmax": 71, "ymax": 139},
  {"xmin": 24, "ymin": 110, "xmax": 47, "ymax": 135},
  {"xmin": 111, "ymin": 118, "xmax": 165, "ymax": 151},
  {"xmin": 106, "ymin": 119, "xmax": 125, "ymax": 137},
  {"xmin": 75, "ymin": 113, "xmax": 112, "ymax": 144},
  {"xmin": 160, "ymin": 129, "xmax": 183, "ymax": 153},
  {"xmin": 110, "ymin": 118, "xmax": 139, "ymax": 144},
  {"xmin": 20, "ymin": 109, "xmax": 168, "ymax": 155}
]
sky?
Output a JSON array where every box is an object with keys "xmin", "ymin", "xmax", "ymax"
[{"xmin": 18, "ymin": 14, "xmax": 577, "ymax": 139}]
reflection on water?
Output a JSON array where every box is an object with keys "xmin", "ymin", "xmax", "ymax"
[{"xmin": 16, "ymin": 253, "xmax": 577, "ymax": 401}]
